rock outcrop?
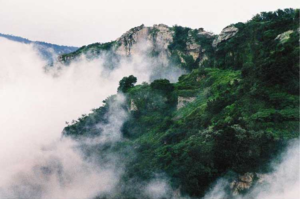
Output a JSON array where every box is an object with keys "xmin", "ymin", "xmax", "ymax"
[
  {"xmin": 130, "ymin": 99, "xmax": 138, "ymax": 111},
  {"xmin": 212, "ymin": 26, "xmax": 238, "ymax": 47},
  {"xmin": 275, "ymin": 30, "xmax": 294, "ymax": 43},
  {"xmin": 114, "ymin": 24, "xmax": 174, "ymax": 66},
  {"xmin": 60, "ymin": 24, "xmax": 214, "ymax": 68},
  {"xmin": 149, "ymin": 24, "xmax": 174, "ymax": 66},
  {"xmin": 114, "ymin": 24, "xmax": 173, "ymax": 56},
  {"xmin": 230, "ymin": 173, "xmax": 254, "ymax": 195},
  {"xmin": 230, "ymin": 172, "xmax": 275, "ymax": 195},
  {"xmin": 177, "ymin": 96, "xmax": 196, "ymax": 109},
  {"xmin": 198, "ymin": 29, "xmax": 214, "ymax": 38},
  {"xmin": 114, "ymin": 24, "xmax": 214, "ymax": 67},
  {"xmin": 151, "ymin": 24, "xmax": 174, "ymax": 50},
  {"xmin": 186, "ymin": 31, "xmax": 201, "ymax": 61},
  {"xmin": 115, "ymin": 25, "xmax": 150, "ymax": 56}
]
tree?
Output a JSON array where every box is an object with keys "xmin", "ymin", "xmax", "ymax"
[
  {"xmin": 150, "ymin": 79, "xmax": 174, "ymax": 93},
  {"xmin": 118, "ymin": 75, "xmax": 137, "ymax": 93}
]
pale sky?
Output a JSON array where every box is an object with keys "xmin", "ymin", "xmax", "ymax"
[{"xmin": 0, "ymin": 0, "xmax": 298, "ymax": 46}]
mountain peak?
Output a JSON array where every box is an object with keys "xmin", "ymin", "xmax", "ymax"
[{"xmin": 60, "ymin": 24, "xmax": 216, "ymax": 70}]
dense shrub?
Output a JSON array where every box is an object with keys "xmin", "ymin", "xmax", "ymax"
[{"xmin": 118, "ymin": 75, "xmax": 137, "ymax": 93}]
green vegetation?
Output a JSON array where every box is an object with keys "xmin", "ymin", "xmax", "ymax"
[
  {"xmin": 60, "ymin": 41, "xmax": 116, "ymax": 63},
  {"xmin": 168, "ymin": 25, "xmax": 215, "ymax": 71},
  {"xmin": 168, "ymin": 26, "xmax": 191, "ymax": 52},
  {"xmin": 64, "ymin": 9, "xmax": 299, "ymax": 198},
  {"xmin": 118, "ymin": 75, "xmax": 137, "ymax": 93}
]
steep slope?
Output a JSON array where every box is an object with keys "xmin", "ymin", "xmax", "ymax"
[
  {"xmin": 60, "ymin": 24, "xmax": 215, "ymax": 71},
  {"xmin": 0, "ymin": 33, "xmax": 78, "ymax": 63},
  {"xmin": 63, "ymin": 8, "xmax": 299, "ymax": 198}
]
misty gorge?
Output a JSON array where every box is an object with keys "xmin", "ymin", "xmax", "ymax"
[{"xmin": 0, "ymin": 3, "xmax": 299, "ymax": 199}]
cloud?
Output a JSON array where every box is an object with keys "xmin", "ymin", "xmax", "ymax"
[
  {"xmin": 144, "ymin": 178, "xmax": 172, "ymax": 199},
  {"xmin": 1, "ymin": 36, "xmax": 298, "ymax": 199},
  {"xmin": 203, "ymin": 139, "xmax": 300, "ymax": 199},
  {"xmin": 0, "ymin": 37, "xmax": 183, "ymax": 198},
  {"xmin": 243, "ymin": 139, "xmax": 300, "ymax": 199},
  {"xmin": 0, "ymin": 37, "xmax": 123, "ymax": 198},
  {"xmin": 0, "ymin": 138, "xmax": 119, "ymax": 199}
]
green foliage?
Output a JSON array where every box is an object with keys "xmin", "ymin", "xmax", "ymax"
[
  {"xmin": 63, "ymin": 9, "xmax": 299, "ymax": 198},
  {"xmin": 213, "ymin": 8, "xmax": 299, "ymax": 95},
  {"xmin": 60, "ymin": 41, "xmax": 116, "ymax": 62},
  {"xmin": 150, "ymin": 79, "xmax": 174, "ymax": 93},
  {"xmin": 168, "ymin": 26, "xmax": 191, "ymax": 52},
  {"xmin": 118, "ymin": 75, "xmax": 137, "ymax": 93}
]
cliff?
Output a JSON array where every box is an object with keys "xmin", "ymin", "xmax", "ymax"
[{"xmin": 59, "ymin": 24, "xmax": 215, "ymax": 70}]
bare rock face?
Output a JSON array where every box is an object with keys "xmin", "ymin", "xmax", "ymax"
[
  {"xmin": 230, "ymin": 172, "xmax": 275, "ymax": 196},
  {"xmin": 275, "ymin": 30, "xmax": 294, "ymax": 44},
  {"xmin": 115, "ymin": 25, "xmax": 150, "ymax": 56},
  {"xmin": 176, "ymin": 29, "xmax": 213, "ymax": 66},
  {"xmin": 151, "ymin": 24, "xmax": 174, "ymax": 50},
  {"xmin": 212, "ymin": 26, "xmax": 239, "ymax": 47},
  {"xmin": 199, "ymin": 54, "xmax": 209, "ymax": 66},
  {"xmin": 187, "ymin": 29, "xmax": 214, "ymax": 66},
  {"xmin": 230, "ymin": 173, "xmax": 254, "ymax": 195},
  {"xmin": 114, "ymin": 24, "xmax": 213, "ymax": 67},
  {"xmin": 61, "ymin": 24, "xmax": 213, "ymax": 68},
  {"xmin": 177, "ymin": 96, "xmax": 196, "ymax": 109},
  {"xmin": 150, "ymin": 24, "xmax": 174, "ymax": 66},
  {"xmin": 198, "ymin": 29, "xmax": 214, "ymax": 38},
  {"xmin": 130, "ymin": 99, "xmax": 138, "ymax": 111},
  {"xmin": 115, "ymin": 24, "xmax": 173, "ymax": 56},
  {"xmin": 186, "ymin": 31, "xmax": 201, "ymax": 61},
  {"xmin": 114, "ymin": 24, "xmax": 174, "ymax": 66}
]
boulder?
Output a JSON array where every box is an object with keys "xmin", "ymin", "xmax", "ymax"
[
  {"xmin": 212, "ymin": 26, "xmax": 238, "ymax": 47},
  {"xmin": 130, "ymin": 99, "xmax": 138, "ymax": 111}
]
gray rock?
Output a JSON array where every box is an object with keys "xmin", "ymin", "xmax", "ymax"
[
  {"xmin": 130, "ymin": 99, "xmax": 138, "ymax": 111},
  {"xmin": 212, "ymin": 26, "xmax": 239, "ymax": 47},
  {"xmin": 230, "ymin": 173, "xmax": 254, "ymax": 195},
  {"xmin": 177, "ymin": 96, "xmax": 196, "ymax": 109},
  {"xmin": 197, "ymin": 28, "xmax": 214, "ymax": 38},
  {"xmin": 114, "ymin": 24, "xmax": 173, "ymax": 66},
  {"xmin": 115, "ymin": 25, "xmax": 149, "ymax": 56},
  {"xmin": 275, "ymin": 30, "xmax": 294, "ymax": 44}
]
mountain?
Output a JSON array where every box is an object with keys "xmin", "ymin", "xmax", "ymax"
[
  {"xmin": 60, "ymin": 24, "xmax": 214, "ymax": 70},
  {"xmin": 0, "ymin": 33, "xmax": 78, "ymax": 63},
  {"xmin": 62, "ymin": 8, "xmax": 299, "ymax": 198}
]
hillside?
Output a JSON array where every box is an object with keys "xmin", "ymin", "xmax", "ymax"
[
  {"xmin": 63, "ymin": 9, "xmax": 299, "ymax": 198},
  {"xmin": 0, "ymin": 33, "xmax": 78, "ymax": 63}
]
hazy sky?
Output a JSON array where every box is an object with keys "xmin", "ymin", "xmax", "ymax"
[{"xmin": 0, "ymin": 0, "xmax": 298, "ymax": 46}]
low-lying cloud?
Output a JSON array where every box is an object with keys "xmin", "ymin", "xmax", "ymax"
[
  {"xmin": 1, "ymin": 36, "xmax": 297, "ymax": 199},
  {"xmin": 203, "ymin": 139, "xmax": 300, "ymax": 199},
  {"xmin": 0, "ymin": 37, "xmax": 183, "ymax": 199}
]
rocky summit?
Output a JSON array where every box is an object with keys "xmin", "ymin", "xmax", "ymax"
[{"xmin": 59, "ymin": 24, "xmax": 216, "ymax": 69}]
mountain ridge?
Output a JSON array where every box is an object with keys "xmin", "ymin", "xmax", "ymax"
[
  {"xmin": 63, "ymin": 8, "xmax": 299, "ymax": 198},
  {"xmin": 59, "ymin": 23, "xmax": 216, "ymax": 71},
  {"xmin": 0, "ymin": 32, "xmax": 78, "ymax": 63}
]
